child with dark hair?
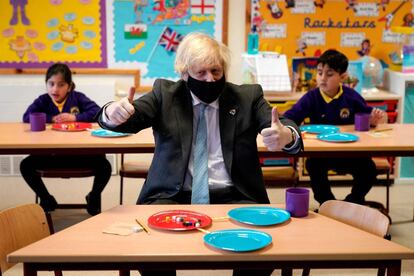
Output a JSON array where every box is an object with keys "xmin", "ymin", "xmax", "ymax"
[
  {"xmin": 284, "ymin": 49, "xmax": 385, "ymax": 205},
  {"xmin": 20, "ymin": 63, "xmax": 112, "ymax": 215}
]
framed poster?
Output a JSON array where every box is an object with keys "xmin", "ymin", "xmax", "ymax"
[
  {"xmin": 0, "ymin": 0, "xmax": 107, "ymax": 68},
  {"xmin": 107, "ymin": 0, "xmax": 228, "ymax": 85}
]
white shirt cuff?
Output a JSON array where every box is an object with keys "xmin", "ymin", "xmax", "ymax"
[
  {"xmin": 101, "ymin": 104, "xmax": 118, "ymax": 127},
  {"xmin": 283, "ymin": 125, "xmax": 300, "ymax": 151}
]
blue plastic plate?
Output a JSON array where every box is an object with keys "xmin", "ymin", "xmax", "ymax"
[
  {"xmin": 204, "ymin": 229, "xmax": 272, "ymax": 252},
  {"xmin": 300, "ymin": 124, "xmax": 339, "ymax": 134},
  {"xmin": 317, "ymin": 132, "xmax": 359, "ymax": 143},
  {"xmin": 228, "ymin": 206, "xmax": 290, "ymax": 226},
  {"xmin": 90, "ymin": 129, "xmax": 130, "ymax": 138}
]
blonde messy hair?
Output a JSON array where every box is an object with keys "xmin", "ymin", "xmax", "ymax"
[{"xmin": 174, "ymin": 32, "xmax": 230, "ymax": 78}]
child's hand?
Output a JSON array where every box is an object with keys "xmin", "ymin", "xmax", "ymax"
[
  {"xmin": 370, "ymin": 108, "xmax": 386, "ymax": 126},
  {"xmin": 53, "ymin": 113, "xmax": 76, "ymax": 123},
  {"xmin": 105, "ymin": 87, "xmax": 135, "ymax": 125},
  {"xmin": 261, "ymin": 106, "xmax": 293, "ymax": 151}
]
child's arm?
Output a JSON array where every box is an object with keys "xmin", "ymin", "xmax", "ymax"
[
  {"xmin": 370, "ymin": 108, "xmax": 387, "ymax": 126},
  {"xmin": 53, "ymin": 113, "xmax": 76, "ymax": 123}
]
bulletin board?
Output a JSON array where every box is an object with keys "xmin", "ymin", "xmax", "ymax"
[
  {"xmin": 0, "ymin": 0, "xmax": 228, "ymax": 86},
  {"xmin": 0, "ymin": 0, "xmax": 106, "ymax": 68},
  {"xmin": 247, "ymin": 0, "xmax": 414, "ymax": 66},
  {"xmin": 108, "ymin": 0, "xmax": 228, "ymax": 85}
]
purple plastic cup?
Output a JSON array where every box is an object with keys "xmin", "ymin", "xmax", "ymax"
[
  {"xmin": 285, "ymin": 187, "xmax": 310, "ymax": 217},
  {"xmin": 355, "ymin": 113, "xmax": 370, "ymax": 131},
  {"xmin": 29, "ymin": 112, "xmax": 46, "ymax": 131}
]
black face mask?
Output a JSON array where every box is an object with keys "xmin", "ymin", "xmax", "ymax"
[{"xmin": 186, "ymin": 75, "xmax": 226, "ymax": 103}]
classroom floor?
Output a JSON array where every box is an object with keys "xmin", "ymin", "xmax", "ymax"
[{"xmin": 2, "ymin": 176, "xmax": 414, "ymax": 276}]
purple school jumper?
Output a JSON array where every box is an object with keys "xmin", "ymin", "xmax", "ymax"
[
  {"xmin": 23, "ymin": 91, "xmax": 100, "ymax": 123},
  {"xmin": 283, "ymin": 85, "xmax": 376, "ymax": 205}
]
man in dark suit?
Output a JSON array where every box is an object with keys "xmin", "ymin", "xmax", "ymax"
[
  {"xmin": 98, "ymin": 31, "xmax": 302, "ymax": 276},
  {"xmin": 98, "ymin": 32, "xmax": 302, "ymax": 206}
]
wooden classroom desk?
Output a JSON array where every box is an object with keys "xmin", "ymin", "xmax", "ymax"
[
  {"xmin": 7, "ymin": 204, "xmax": 414, "ymax": 275},
  {"xmin": 258, "ymin": 123, "xmax": 414, "ymax": 158},
  {"xmin": 263, "ymin": 90, "xmax": 401, "ymax": 102},
  {"xmin": 0, "ymin": 123, "xmax": 154, "ymax": 155},
  {"xmin": 1, "ymin": 123, "xmax": 414, "ymax": 159}
]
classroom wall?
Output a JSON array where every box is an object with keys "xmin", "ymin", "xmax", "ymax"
[
  {"xmin": 227, "ymin": 0, "xmax": 246, "ymax": 85},
  {"xmin": 0, "ymin": 0, "xmax": 246, "ymax": 123}
]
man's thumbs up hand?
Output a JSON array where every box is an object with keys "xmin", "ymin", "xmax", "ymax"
[
  {"xmin": 271, "ymin": 105, "xmax": 283, "ymax": 129},
  {"xmin": 105, "ymin": 86, "xmax": 136, "ymax": 125},
  {"xmin": 128, "ymin": 86, "xmax": 135, "ymax": 103},
  {"xmin": 261, "ymin": 106, "xmax": 293, "ymax": 151}
]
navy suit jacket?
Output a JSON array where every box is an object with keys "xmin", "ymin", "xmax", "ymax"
[{"xmin": 98, "ymin": 79, "xmax": 302, "ymax": 204}]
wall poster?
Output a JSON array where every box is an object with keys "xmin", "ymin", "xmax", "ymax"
[
  {"xmin": 108, "ymin": 0, "xmax": 227, "ymax": 85},
  {"xmin": 247, "ymin": 0, "xmax": 414, "ymax": 67},
  {"xmin": 0, "ymin": 0, "xmax": 227, "ymax": 86},
  {"xmin": 0, "ymin": 0, "xmax": 106, "ymax": 68}
]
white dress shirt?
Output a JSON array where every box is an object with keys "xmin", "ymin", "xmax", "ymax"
[{"xmin": 182, "ymin": 93, "xmax": 233, "ymax": 191}]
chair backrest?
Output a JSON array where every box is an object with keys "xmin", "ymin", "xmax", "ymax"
[
  {"xmin": 319, "ymin": 200, "xmax": 390, "ymax": 238},
  {"xmin": 261, "ymin": 157, "xmax": 299, "ymax": 187},
  {"xmin": 0, "ymin": 204, "xmax": 50, "ymax": 274},
  {"xmin": 119, "ymin": 153, "xmax": 150, "ymax": 178}
]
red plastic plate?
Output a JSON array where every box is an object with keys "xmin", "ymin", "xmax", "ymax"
[
  {"xmin": 52, "ymin": 122, "xmax": 92, "ymax": 131},
  {"xmin": 147, "ymin": 210, "xmax": 212, "ymax": 231}
]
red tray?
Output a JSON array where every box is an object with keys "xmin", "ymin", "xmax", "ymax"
[
  {"xmin": 52, "ymin": 122, "xmax": 92, "ymax": 132},
  {"xmin": 147, "ymin": 210, "xmax": 212, "ymax": 231}
]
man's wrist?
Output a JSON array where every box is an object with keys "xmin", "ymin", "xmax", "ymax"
[{"xmin": 283, "ymin": 126, "xmax": 300, "ymax": 150}]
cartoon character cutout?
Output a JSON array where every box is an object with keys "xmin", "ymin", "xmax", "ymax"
[
  {"xmin": 357, "ymin": 39, "xmax": 372, "ymax": 57},
  {"xmin": 59, "ymin": 24, "xmax": 79, "ymax": 43},
  {"xmin": 9, "ymin": 35, "xmax": 31, "ymax": 59},
  {"xmin": 377, "ymin": 0, "xmax": 390, "ymax": 12},
  {"xmin": 285, "ymin": 0, "xmax": 295, "ymax": 8},
  {"xmin": 314, "ymin": 0, "xmax": 326, "ymax": 8},
  {"xmin": 296, "ymin": 37, "xmax": 307, "ymax": 56},
  {"xmin": 266, "ymin": 0, "xmax": 283, "ymax": 19},
  {"xmin": 9, "ymin": 0, "xmax": 30, "ymax": 25},
  {"xmin": 345, "ymin": 0, "xmax": 357, "ymax": 13},
  {"xmin": 403, "ymin": 13, "xmax": 414, "ymax": 27}
]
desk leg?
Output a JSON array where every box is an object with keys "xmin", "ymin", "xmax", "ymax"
[
  {"xmin": 23, "ymin": 263, "xmax": 37, "ymax": 276},
  {"xmin": 386, "ymin": 260, "xmax": 401, "ymax": 276}
]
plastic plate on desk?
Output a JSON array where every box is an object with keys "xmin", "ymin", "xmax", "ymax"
[
  {"xmin": 90, "ymin": 129, "xmax": 130, "ymax": 138},
  {"xmin": 204, "ymin": 229, "xmax": 272, "ymax": 252},
  {"xmin": 228, "ymin": 206, "xmax": 290, "ymax": 226},
  {"xmin": 52, "ymin": 122, "xmax": 92, "ymax": 131},
  {"xmin": 300, "ymin": 124, "xmax": 339, "ymax": 134},
  {"xmin": 317, "ymin": 132, "xmax": 359, "ymax": 143},
  {"xmin": 147, "ymin": 210, "xmax": 212, "ymax": 231}
]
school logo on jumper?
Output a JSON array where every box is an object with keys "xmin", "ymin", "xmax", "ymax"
[
  {"xmin": 70, "ymin": 106, "xmax": 80, "ymax": 115},
  {"xmin": 340, "ymin": 108, "xmax": 350, "ymax": 119}
]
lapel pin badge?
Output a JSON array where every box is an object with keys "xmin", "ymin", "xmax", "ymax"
[{"xmin": 229, "ymin": 109, "xmax": 236, "ymax": 116}]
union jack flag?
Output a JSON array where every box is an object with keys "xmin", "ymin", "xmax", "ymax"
[{"xmin": 158, "ymin": 27, "xmax": 184, "ymax": 53}]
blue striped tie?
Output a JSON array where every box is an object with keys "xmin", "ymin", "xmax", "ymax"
[{"xmin": 191, "ymin": 104, "xmax": 209, "ymax": 204}]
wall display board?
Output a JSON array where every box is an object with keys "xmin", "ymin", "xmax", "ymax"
[
  {"xmin": 0, "ymin": 0, "xmax": 227, "ymax": 86},
  {"xmin": 0, "ymin": 0, "xmax": 106, "ymax": 68},
  {"xmin": 247, "ymin": 0, "xmax": 414, "ymax": 66},
  {"xmin": 108, "ymin": 0, "xmax": 227, "ymax": 85}
]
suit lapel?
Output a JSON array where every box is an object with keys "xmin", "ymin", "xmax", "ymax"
[
  {"xmin": 173, "ymin": 83, "xmax": 193, "ymax": 163},
  {"xmin": 219, "ymin": 86, "xmax": 238, "ymax": 176}
]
